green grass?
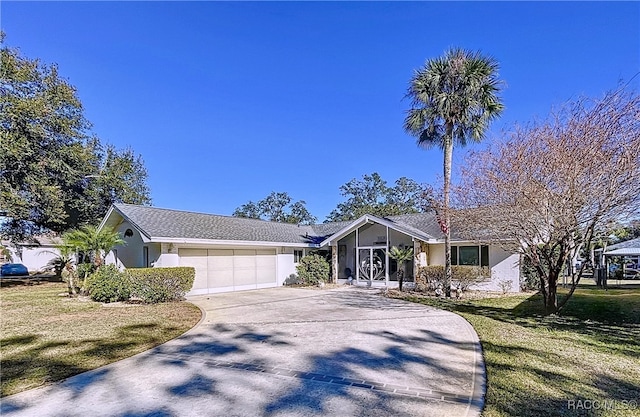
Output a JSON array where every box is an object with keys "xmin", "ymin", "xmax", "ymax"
[
  {"xmin": 0, "ymin": 282, "xmax": 202, "ymax": 397},
  {"xmin": 389, "ymin": 286, "xmax": 640, "ymax": 417}
]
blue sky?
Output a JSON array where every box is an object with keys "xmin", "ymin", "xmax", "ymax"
[{"xmin": 2, "ymin": 2, "xmax": 639, "ymax": 222}]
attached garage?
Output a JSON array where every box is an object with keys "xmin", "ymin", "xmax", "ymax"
[{"xmin": 179, "ymin": 248, "xmax": 278, "ymax": 295}]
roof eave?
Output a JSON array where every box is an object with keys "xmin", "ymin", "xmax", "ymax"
[{"xmin": 148, "ymin": 237, "xmax": 319, "ymax": 248}]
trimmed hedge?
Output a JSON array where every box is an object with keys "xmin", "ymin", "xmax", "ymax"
[
  {"xmin": 415, "ymin": 265, "xmax": 490, "ymax": 292},
  {"xmin": 296, "ymin": 254, "xmax": 330, "ymax": 285},
  {"xmin": 86, "ymin": 265, "xmax": 132, "ymax": 303},
  {"xmin": 129, "ymin": 267, "xmax": 195, "ymax": 303}
]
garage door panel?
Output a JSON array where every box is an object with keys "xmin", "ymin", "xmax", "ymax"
[
  {"xmin": 233, "ymin": 252, "xmax": 256, "ymax": 286},
  {"xmin": 181, "ymin": 247, "xmax": 278, "ymax": 293},
  {"xmin": 207, "ymin": 249, "xmax": 234, "ymax": 288},
  {"xmin": 256, "ymin": 251, "xmax": 276, "ymax": 284}
]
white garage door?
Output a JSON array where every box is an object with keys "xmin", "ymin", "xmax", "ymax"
[{"xmin": 179, "ymin": 249, "xmax": 277, "ymax": 294}]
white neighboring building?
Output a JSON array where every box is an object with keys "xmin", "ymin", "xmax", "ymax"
[
  {"xmin": 100, "ymin": 204, "xmax": 521, "ymax": 295},
  {"xmin": 2, "ymin": 235, "xmax": 61, "ymax": 273}
]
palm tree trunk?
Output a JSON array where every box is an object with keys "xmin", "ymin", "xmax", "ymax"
[{"xmin": 443, "ymin": 129, "xmax": 453, "ymax": 298}]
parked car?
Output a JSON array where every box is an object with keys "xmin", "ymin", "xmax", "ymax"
[{"xmin": 1, "ymin": 263, "xmax": 29, "ymax": 277}]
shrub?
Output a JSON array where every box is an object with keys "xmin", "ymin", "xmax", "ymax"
[
  {"xmin": 452, "ymin": 266, "xmax": 490, "ymax": 291},
  {"xmin": 416, "ymin": 265, "xmax": 490, "ymax": 293},
  {"xmin": 499, "ymin": 279, "xmax": 514, "ymax": 294},
  {"xmin": 296, "ymin": 254, "xmax": 330, "ymax": 285},
  {"xmin": 129, "ymin": 267, "xmax": 195, "ymax": 303},
  {"xmin": 86, "ymin": 264, "xmax": 132, "ymax": 303},
  {"xmin": 416, "ymin": 266, "xmax": 444, "ymax": 292},
  {"xmin": 520, "ymin": 255, "xmax": 541, "ymax": 291}
]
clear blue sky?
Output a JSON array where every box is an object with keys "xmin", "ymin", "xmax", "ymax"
[{"xmin": 2, "ymin": 2, "xmax": 638, "ymax": 221}]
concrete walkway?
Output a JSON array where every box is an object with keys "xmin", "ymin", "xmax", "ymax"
[{"xmin": 1, "ymin": 287, "xmax": 485, "ymax": 417}]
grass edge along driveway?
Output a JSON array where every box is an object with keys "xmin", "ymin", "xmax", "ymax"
[
  {"xmin": 1, "ymin": 282, "xmax": 202, "ymax": 397},
  {"xmin": 388, "ymin": 286, "xmax": 640, "ymax": 417}
]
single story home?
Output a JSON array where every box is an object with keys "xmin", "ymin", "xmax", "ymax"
[{"xmin": 100, "ymin": 203, "xmax": 521, "ymax": 295}]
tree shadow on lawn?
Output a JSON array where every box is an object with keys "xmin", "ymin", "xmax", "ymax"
[
  {"xmin": 415, "ymin": 291, "xmax": 640, "ymax": 359},
  {"xmin": 396, "ymin": 290, "xmax": 640, "ymax": 416},
  {"xmin": 478, "ymin": 339, "xmax": 640, "ymax": 417},
  {"xmin": 0, "ymin": 322, "xmax": 180, "ymax": 398}
]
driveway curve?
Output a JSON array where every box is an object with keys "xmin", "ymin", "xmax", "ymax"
[{"xmin": 2, "ymin": 287, "xmax": 485, "ymax": 417}]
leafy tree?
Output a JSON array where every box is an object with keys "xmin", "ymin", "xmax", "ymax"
[
  {"xmin": 386, "ymin": 177, "xmax": 432, "ymax": 215},
  {"xmin": 232, "ymin": 201, "xmax": 261, "ymax": 219},
  {"xmin": 287, "ymin": 200, "xmax": 316, "ymax": 226},
  {"xmin": 388, "ymin": 246, "xmax": 414, "ymax": 291},
  {"xmin": 404, "ymin": 48, "xmax": 504, "ymax": 297},
  {"xmin": 233, "ymin": 192, "xmax": 316, "ymax": 224},
  {"xmin": 455, "ymin": 88, "xmax": 640, "ymax": 314},
  {"xmin": 0, "ymin": 33, "xmax": 150, "ymax": 242},
  {"xmin": 87, "ymin": 145, "xmax": 150, "ymax": 221},
  {"xmin": 258, "ymin": 192, "xmax": 292, "ymax": 223},
  {"xmin": 326, "ymin": 173, "xmax": 433, "ymax": 222}
]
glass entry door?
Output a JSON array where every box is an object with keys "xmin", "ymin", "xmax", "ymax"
[{"xmin": 358, "ymin": 247, "xmax": 387, "ymax": 284}]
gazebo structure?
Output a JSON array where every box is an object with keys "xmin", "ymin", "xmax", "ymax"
[{"xmin": 603, "ymin": 237, "xmax": 640, "ymax": 279}]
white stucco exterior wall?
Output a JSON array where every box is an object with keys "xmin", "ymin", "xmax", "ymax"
[
  {"xmin": 277, "ymin": 253, "xmax": 296, "ymax": 285},
  {"xmin": 9, "ymin": 245, "xmax": 59, "ymax": 272},
  {"xmin": 425, "ymin": 243, "xmax": 521, "ymax": 293}
]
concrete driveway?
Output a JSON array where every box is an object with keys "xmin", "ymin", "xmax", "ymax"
[{"xmin": 2, "ymin": 287, "xmax": 485, "ymax": 417}]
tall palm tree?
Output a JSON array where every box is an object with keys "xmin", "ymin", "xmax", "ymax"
[
  {"xmin": 388, "ymin": 246, "xmax": 414, "ymax": 291},
  {"xmin": 404, "ymin": 48, "xmax": 504, "ymax": 297}
]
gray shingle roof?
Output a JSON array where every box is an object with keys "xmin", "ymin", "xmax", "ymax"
[
  {"xmin": 606, "ymin": 237, "xmax": 640, "ymax": 251},
  {"xmin": 110, "ymin": 204, "xmax": 446, "ymax": 245},
  {"xmin": 113, "ymin": 204, "xmax": 317, "ymax": 244}
]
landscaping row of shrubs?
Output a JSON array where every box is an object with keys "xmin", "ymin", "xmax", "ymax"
[
  {"xmin": 415, "ymin": 265, "xmax": 491, "ymax": 293},
  {"xmin": 86, "ymin": 265, "xmax": 195, "ymax": 303}
]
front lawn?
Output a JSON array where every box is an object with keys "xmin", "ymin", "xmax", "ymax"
[
  {"xmin": 389, "ymin": 286, "xmax": 640, "ymax": 417},
  {"xmin": 0, "ymin": 282, "xmax": 201, "ymax": 397}
]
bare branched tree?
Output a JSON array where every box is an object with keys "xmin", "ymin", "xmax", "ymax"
[{"xmin": 454, "ymin": 88, "xmax": 640, "ymax": 314}]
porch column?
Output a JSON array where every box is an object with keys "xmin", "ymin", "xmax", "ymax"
[
  {"xmin": 385, "ymin": 225, "xmax": 389, "ymax": 284},
  {"xmin": 331, "ymin": 243, "xmax": 338, "ymax": 283},
  {"xmin": 355, "ymin": 228, "xmax": 359, "ymax": 282}
]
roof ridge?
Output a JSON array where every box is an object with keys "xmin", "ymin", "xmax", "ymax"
[{"xmin": 114, "ymin": 203, "xmax": 316, "ymax": 227}]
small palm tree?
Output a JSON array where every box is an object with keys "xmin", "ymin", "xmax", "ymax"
[
  {"xmin": 404, "ymin": 47, "xmax": 504, "ymax": 297},
  {"xmin": 388, "ymin": 246, "xmax": 414, "ymax": 291},
  {"xmin": 62, "ymin": 225, "xmax": 124, "ymax": 295},
  {"xmin": 46, "ymin": 246, "xmax": 77, "ymax": 294},
  {"xmin": 0, "ymin": 244, "xmax": 13, "ymax": 263},
  {"xmin": 62, "ymin": 225, "xmax": 124, "ymax": 269}
]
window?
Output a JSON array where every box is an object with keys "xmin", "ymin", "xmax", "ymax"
[
  {"xmin": 294, "ymin": 250, "xmax": 303, "ymax": 263},
  {"xmin": 451, "ymin": 245, "xmax": 489, "ymax": 267}
]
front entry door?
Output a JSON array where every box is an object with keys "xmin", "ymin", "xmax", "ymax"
[{"xmin": 358, "ymin": 247, "xmax": 386, "ymax": 285}]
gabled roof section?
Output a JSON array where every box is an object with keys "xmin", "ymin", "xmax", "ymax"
[
  {"xmin": 318, "ymin": 213, "xmax": 439, "ymax": 246},
  {"xmin": 104, "ymin": 204, "xmax": 318, "ymax": 245},
  {"xmin": 604, "ymin": 237, "xmax": 640, "ymax": 256}
]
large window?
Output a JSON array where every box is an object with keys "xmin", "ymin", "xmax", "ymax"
[
  {"xmin": 452, "ymin": 245, "xmax": 489, "ymax": 267},
  {"xmin": 294, "ymin": 249, "xmax": 303, "ymax": 263}
]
